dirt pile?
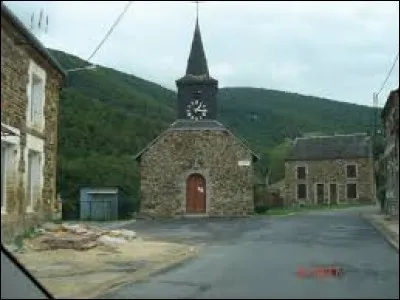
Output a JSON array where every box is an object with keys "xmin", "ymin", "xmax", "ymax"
[{"xmin": 25, "ymin": 223, "xmax": 137, "ymax": 251}]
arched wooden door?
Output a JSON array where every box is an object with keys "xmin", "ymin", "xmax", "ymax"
[{"xmin": 186, "ymin": 173, "xmax": 206, "ymax": 214}]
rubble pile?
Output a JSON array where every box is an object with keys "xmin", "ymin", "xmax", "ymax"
[{"xmin": 27, "ymin": 223, "xmax": 137, "ymax": 251}]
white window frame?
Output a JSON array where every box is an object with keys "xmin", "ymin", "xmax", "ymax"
[
  {"xmin": 1, "ymin": 124, "xmax": 21, "ymax": 214},
  {"xmin": 296, "ymin": 165, "xmax": 308, "ymax": 180},
  {"xmin": 25, "ymin": 134, "xmax": 45, "ymax": 213},
  {"xmin": 345, "ymin": 163, "xmax": 358, "ymax": 179},
  {"xmin": 26, "ymin": 60, "xmax": 46, "ymax": 132},
  {"xmin": 346, "ymin": 182, "xmax": 358, "ymax": 200},
  {"xmin": 296, "ymin": 183, "xmax": 307, "ymax": 201}
]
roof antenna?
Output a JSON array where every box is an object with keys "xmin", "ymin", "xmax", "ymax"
[{"xmin": 29, "ymin": 8, "xmax": 49, "ymax": 44}]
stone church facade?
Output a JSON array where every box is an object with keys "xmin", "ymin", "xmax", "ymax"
[{"xmin": 135, "ymin": 20, "xmax": 258, "ymax": 217}]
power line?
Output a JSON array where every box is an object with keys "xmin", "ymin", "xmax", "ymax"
[
  {"xmin": 371, "ymin": 50, "xmax": 399, "ymax": 138},
  {"xmin": 87, "ymin": 1, "xmax": 133, "ymax": 62},
  {"xmin": 376, "ymin": 50, "xmax": 399, "ymax": 97}
]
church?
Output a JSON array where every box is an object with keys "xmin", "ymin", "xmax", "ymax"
[{"xmin": 135, "ymin": 17, "xmax": 259, "ymax": 217}]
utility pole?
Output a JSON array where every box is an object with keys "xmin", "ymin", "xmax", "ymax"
[
  {"xmin": 371, "ymin": 92, "xmax": 379, "ymax": 205},
  {"xmin": 373, "ymin": 92, "xmax": 378, "ymax": 137}
]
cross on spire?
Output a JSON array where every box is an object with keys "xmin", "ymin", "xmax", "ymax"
[
  {"xmin": 191, "ymin": 1, "xmax": 203, "ymax": 22},
  {"xmin": 185, "ymin": 14, "xmax": 208, "ymax": 76},
  {"xmin": 184, "ymin": 1, "xmax": 209, "ymax": 76}
]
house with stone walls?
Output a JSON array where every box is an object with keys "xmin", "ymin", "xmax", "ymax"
[
  {"xmin": 135, "ymin": 18, "xmax": 259, "ymax": 218},
  {"xmin": 1, "ymin": 4, "xmax": 66, "ymax": 242},
  {"xmin": 284, "ymin": 133, "xmax": 375, "ymax": 207},
  {"xmin": 380, "ymin": 88, "xmax": 399, "ymax": 218}
]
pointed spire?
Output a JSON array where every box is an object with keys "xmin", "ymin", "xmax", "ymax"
[{"xmin": 185, "ymin": 18, "xmax": 209, "ymax": 76}]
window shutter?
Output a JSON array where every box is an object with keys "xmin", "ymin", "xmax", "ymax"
[
  {"xmin": 1, "ymin": 145, "xmax": 6, "ymax": 208},
  {"xmin": 34, "ymin": 154, "xmax": 41, "ymax": 201},
  {"xmin": 34, "ymin": 83, "xmax": 41, "ymax": 124},
  {"xmin": 38, "ymin": 85, "xmax": 44, "ymax": 123},
  {"xmin": 30, "ymin": 79, "xmax": 35, "ymax": 123},
  {"xmin": 30, "ymin": 75, "xmax": 44, "ymax": 126}
]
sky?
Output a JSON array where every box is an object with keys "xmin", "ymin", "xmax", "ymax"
[{"xmin": 4, "ymin": 1, "xmax": 399, "ymax": 107}]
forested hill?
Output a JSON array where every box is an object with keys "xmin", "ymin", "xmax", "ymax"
[{"xmin": 50, "ymin": 49, "xmax": 379, "ymax": 216}]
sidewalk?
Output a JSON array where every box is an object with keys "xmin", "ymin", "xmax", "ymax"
[
  {"xmin": 10, "ymin": 222, "xmax": 199, "ymax": 299},
  {"xmin": 362, "ymin": 213, "xmax": 399, "ymax": 252},
  {"xmin": 13, "ymin": 239, "xmax": 199, "ymax": 299}
]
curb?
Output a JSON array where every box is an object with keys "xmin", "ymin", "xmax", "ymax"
[
  {"xmin": 361, "ymin": 213, "xmax": 399, "ymax": 252},
  {"xmin": 103, "ymin": 220, "xmax": 137, "ymax": 230},
  {"xmin": 146, "ymin": 249, "xmax": 199, "ymax": 278}
]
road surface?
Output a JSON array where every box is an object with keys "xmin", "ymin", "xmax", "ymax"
[{"xmin": 100, "ymin": 207, "xmax": 399, "ymax": 299}]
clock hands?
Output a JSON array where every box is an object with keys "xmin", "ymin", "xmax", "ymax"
[
  {"xmin": 186, "ymin": 100, "xmax": 207, "ymax": 120},
  {"xmin": 194, "ymin": 102, "xmax": 207, "ymax": 113}
]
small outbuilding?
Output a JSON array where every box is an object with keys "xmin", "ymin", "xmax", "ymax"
[{"xmin": 80, "ymin": 187, "xmax": 121, "ymax": 221}]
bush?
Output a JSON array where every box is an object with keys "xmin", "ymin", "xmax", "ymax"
[
  {"xmin": 255, "ymin": 205, "xmax": 270, "ymax": 214},
  {"xmin": 377, "ymin": 186, "xmax": 386, "ymax": 210}
]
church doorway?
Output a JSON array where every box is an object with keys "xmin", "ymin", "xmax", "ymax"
[{"xmin": 186, "ymin": 173, "xmax": 206, "ymax": 214}]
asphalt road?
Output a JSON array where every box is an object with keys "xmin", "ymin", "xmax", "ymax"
[{"xmin": 100, "ymin": 207, "xmax": 399, "ymax": 299}]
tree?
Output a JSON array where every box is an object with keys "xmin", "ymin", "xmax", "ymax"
[{"xmin": 267, "ymin": 139, "xmax": 292, "ymax": 184}]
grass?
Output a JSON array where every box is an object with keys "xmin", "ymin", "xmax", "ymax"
[
  {"xmin": 13, "ymin": 226, "xmax": 42, "ymax": 251},
  {"xmin": 261, "ymin": 202, "xmax": 375, "ymax": 216}
]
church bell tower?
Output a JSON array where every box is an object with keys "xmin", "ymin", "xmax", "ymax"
[{"xmin": 176, "ymin": 17, "xmax": 218, "ymax": 121}]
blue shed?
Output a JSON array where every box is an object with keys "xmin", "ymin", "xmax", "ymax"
[{"xmin": 80, "ymin": 187, "xmax": 120, "ymax": 221}]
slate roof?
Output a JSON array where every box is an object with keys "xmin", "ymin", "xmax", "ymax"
[
  {"xmin": 170, "ymin": 119, "xmax": 226, "ymax": 131},
  {"xmin": 285, "ymin": 133, "xmax": 372, "ymax": 161},
  {"xmin": 186, "ymin": 19, "xmax": 209, "ymax": 76},
  {"xmin": 134, "ymin": 120, "xmax": 259, "ymax": 162},
  {"xmin": 176, "ymin": 19, "xmax": 217, "ymax": 84},
  {"xmin": 1, "ymin": 124, "xmax": 18, "ymax": 136},
  {"xmin": 1, "ymin": 3, "xmax": 66, "ymax": 78}
]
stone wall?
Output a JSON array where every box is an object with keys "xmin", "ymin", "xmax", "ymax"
[
  {"xmin": 382, "ymin": 90, "xmax": 399, "ymax": 218},
  {"xmin": 139, "ymin": 130, "xmax": 255, "ymax": 217},
  {"xmin": 284, "ymin": 157, "xmax": 375, "ymax": 207},
  {"xmin": 1, "ymin": 17, "xmax": 63, "ymax": 242}
]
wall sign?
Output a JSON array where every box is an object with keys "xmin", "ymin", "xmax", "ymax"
[{"xmin": 238, "ymin": 160, "xmax": 251, "ymax": 167}]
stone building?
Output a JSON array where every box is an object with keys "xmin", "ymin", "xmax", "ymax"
[
  {"xmin": 380, "ymin": 88, "xmax": 399, "ymax": 218},
  {"xmin": 284, "ymin": 133, "xmax": 375, "ymax": 207},
  {"xmin": 135, "ymin": 19, "xmax": 258, "ymax": 217},
  {"xmin": 1, "ymin": 4, "xmax": 65, "ymax": 242}
]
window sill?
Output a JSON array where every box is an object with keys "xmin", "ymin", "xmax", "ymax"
[
  {"xmin": 1, "ymin": 208, "xmax": 7, "ymax": 215},
  {"xmin": 26, "ymin": 121, "xmax": 45, "ymax": 130}
]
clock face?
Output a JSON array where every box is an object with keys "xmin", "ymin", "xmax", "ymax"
[{"xmin": 186, "ymin": 99, "xmax": 208, "ymax": 120}]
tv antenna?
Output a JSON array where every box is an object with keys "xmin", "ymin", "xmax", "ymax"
[{"xmin": 30, "ymin": 9, "xmax": 49, "ymax": 43}]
